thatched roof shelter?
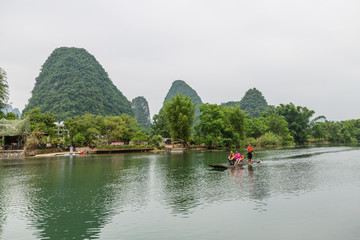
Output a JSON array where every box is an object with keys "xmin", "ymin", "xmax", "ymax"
[{"xmin": 0, "ymin": 117, "xmax": 31, "ymax": 137}]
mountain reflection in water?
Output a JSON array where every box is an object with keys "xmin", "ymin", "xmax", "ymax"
[{"xmin": 0, "ymin": 145, "xmax": 359, "ymax": 240}]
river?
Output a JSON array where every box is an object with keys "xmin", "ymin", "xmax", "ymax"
[{"xmin": 0, "ymin": 145, "xmax": 359, "ymax": 239}]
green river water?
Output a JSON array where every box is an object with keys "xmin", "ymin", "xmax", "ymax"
[{"xmin": 0, "ymin": 145, "xmax": 360, "ymax": 240}]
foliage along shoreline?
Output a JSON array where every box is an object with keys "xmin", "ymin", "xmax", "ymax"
[
  {"xmin": 3, "ymin": 90, "xmax": 360, "ymax": 154},
  {"xmin": 1, "ymin": 48, "xmax": 360, "ymax": 153},
  {"xmin": 58, "ymin": 93, "xmax": 359, "ymax": 151}
]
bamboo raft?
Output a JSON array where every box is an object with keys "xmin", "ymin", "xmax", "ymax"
[{"xmin": 208, "ymin": 160, "xmax": 260, "ymax": 169}]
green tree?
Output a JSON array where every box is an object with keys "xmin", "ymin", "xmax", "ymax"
[
  {"xmin": 264, "ymin": 113, "xmax": 293, "ymax": 142},
  {"xmin": 5, "ymin": 112, "xmax": 18, "ymax": 120},
  {"xmin": 163, "ymin": 80, "xmax": 203, "ymax": 122},
  {"xmin": 244, "ymin": 116, "xmax": 267, "ymax": 139},
  {"xmin": 196, "ymin": 104, "xmax": 245, "ymax": 147},
  {"xmin": 119, "ymin": 114, "xmax": 138, "ymax": 144},
  {"xmin": 0, "ymin": 68, "xmax": 9, "ymax": 111},
  {"xmin": 23, "ymin": 108, "xmax": 56, "ymax": 137},
  {"xmin": 150, "ymin": 109, "xmax": 170, "ymax": 137},
  {"xmin": 64, "ymin": 114, "xmax": 100, "ymax": 146},
  {"xmin": 131, "ymin": 130, "xmax": 148, "ymax": 145},
  {"xmin": 221, "ymin": 106, "xmax": 246, "ymax": 147},
  {"xmin": 22, "ymin": 108, "xmax": 57, "ymax": 148},
  {"xmin": 197, "ymin": 103, "xmax": 226, "ymax": 147},
  {"xmin": 323, "ymin": 121, "xmax": 341, "ymax": 142},
  {"xmin": 163, "ymin": 94, "xmax": 196, "ymax": 144},
  {"xmin": 276, "ymin": 103, "xmax": 314, "ymax": 143}
]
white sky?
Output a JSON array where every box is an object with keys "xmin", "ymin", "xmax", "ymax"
[{"xmin": 1, "ymin": 0, "xmax": 359, "ymax": 121}]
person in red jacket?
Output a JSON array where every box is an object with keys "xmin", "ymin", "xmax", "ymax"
[{"xmin": 247, "ymin": 144, "xmax": 254, "ymax": 164}]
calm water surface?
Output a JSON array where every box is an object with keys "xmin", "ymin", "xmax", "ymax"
[{"xmin": 1, "ymin": 145, "xmax": 360, "ymax": 240}]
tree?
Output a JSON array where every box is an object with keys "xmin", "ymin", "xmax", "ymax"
[
  {"xmin": 150, "ymin": 109, "xmax": 170, "ymax": 138},
  {"xmin": 23, "ymin": 108, "xmax": 56, "ymax": 136},
  {"xmin": 5, "ymin": 112, "xmax": 18, "ymax": 120},
  {"xmin": 163, "ymin": 94, "xmax": 196, "ymax": 144},
  {"xmin": 131, "ymin": 130, "xmax": 148, "ymax": 145},
  {"xmin": 0, "ymin": 68, "xmax": 9, "ymax": 111},
  {"xmin": 197, "ymin": 104, "xmax": 245, "ymax": 147},
  {"xmin": 276, "ymin": 103, "xmax": 314, "ymax": 143},
  {"xmin": 22, "ymin": 108, "xmax": 57, "ymax": 148},
  {"xmin": 119, "ymin": 114, "xmax": 138, "ymax": 144},
  {"xmin": 244, "ymin": 116, "xmax": 267, "ymax": 139},
  {"xmin": 197, "ymin": 103, "xmax": 226, "ymax": 147},
  {"xmin": 64, "ymin": 114, "xmax": 100, "ymax": 146},
  {"xmin": 163, "ymin": 80, "xmax": 203, "ymax": 122},
  {"xmin": 264, "ymin": 113, "xmax": 293, "ymax": 141},
  {"xmin": 64, "ymin": 113, "xmax": 139, "ymax": 146},
  {"xmin": 221, "ymin": 106, "xmax": 246, "ymax": 147}
]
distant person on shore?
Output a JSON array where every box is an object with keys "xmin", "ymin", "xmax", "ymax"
[
  {"xmin": 70, "ymin": 146, "xmax": 73, "ymax": 153},
  {"xmin": 228, "ymin": 151, "xmax": 236, "ymax": 165},
  {"xmin": 247, "ymin": 144, "xmax": 254, "ymax": 164},
  {"xmin": 234, "ymin": 151, "xmax": 244, "ymax": 166}
]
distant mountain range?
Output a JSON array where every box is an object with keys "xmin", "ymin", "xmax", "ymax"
[
  {"xmin": 22, "ymin": 46, "xmax": 269, "ymax": 124},
  {"xmin": 1, "ymin": 104, "xmax": 21, "ymax": 117}
]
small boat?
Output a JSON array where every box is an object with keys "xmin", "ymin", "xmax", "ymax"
[{"xmin": 208, "ymin": 160, "xmax": 260, "ymax": 169}]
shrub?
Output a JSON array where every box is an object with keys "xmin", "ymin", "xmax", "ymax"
[{"xmin": 254, "ymin": 132, "xmax": 283, "ymax": 146}]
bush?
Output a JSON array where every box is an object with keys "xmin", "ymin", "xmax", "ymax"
[
  {"xmin": 254, "ymin": 132, "xmax": 283, "ymax": 146},
  {"xmin": 73, "ymin": 133, "xmax": 85, "ymax": 146},
  {"xmin": 149, "ymin": 135, "xmax": 163, "ymax": 147}
]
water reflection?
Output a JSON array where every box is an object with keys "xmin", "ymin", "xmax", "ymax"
[
  {"xmin": 153, "ymin": 152, "xmax": 203, "ymax": 216},
  {"xmin": 0, "ymin": 154, "xmax": 153, "ymax": 240},
  {"xmin": 23, "ymin": 157, "xmax": 118, "ymax": 239},
  {"xmin": 0, "ymin": 146, "xmax": 359, "ymax": 239}
]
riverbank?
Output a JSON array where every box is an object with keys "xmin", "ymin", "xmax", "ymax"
[{"xmin": 14, "ymin": 142, "xmax": 358, "ymax": 159}]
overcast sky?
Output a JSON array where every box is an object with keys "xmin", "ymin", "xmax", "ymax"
[{"xmin": 1, "ymin": 0, "xmax": 359, "ymax": 121}]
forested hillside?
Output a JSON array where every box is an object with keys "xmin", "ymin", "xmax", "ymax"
[
  {"xmin": 23, "ymin": 47, "xmax": 133, "ymax": 120},
  {"xmin": 163, "ymin": 80, "xmax": 203, "ymax": 120},
  {"xmin": 131, "ymin": 96, "xmax": 151, "ymax": 130},
  {"xmin": 221, "ymin": 88, "xmax": 268, "ymax": 118},
  {"xmin": 239, "ymin": 88, "xmax": 268, "ymax": 118}
]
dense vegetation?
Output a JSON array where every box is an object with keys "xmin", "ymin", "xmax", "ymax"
[
  {"xmin": 310, "ymin": 119, "xmax": 360, "ymax": 143},
  {"xmin": 150, "ymin": 109, "xmax": 170, "ymax": 138},
  {"xmin": 151, "ymin": 93, "xmax": 360, "ymax": 148},
  {"xmin": 23, "ymin": 47, "xmax": 133, "ymax": 120},
  {"xmin": 21, "ymin": 108, "xmax": 163, "ymax": 149},
  {"xmin": 222, "ymin": 88, "xmax": 268, "ymax": 118},
  {"xmin": 163, "ymin": 80, "xmax": 203, "ymax": 121},
  {"xmin": 3, "ymin": 60, "xmax": 359, "ymax": 150},
  {"xmin": 195, "ymin": 104, "xmax": 245, "ymax": 147},
  {"xmin": 239, "ymin": 88, "xmax": 268, "ymax": 118},
  {"xmin": 131, "ymin": 96, "xmax": 151, "ymax": 130},
  {"xmin": 163, "ymin": 94, "xmax": 195, "ymax": 144},
  {"xmin": 3, "ymin": 48, "xmax": 359, "ymax": 151}
]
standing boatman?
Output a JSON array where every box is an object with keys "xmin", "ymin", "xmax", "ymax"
[{"xmin": 247, "ymin": 144, "xmax": 254, "ymax": 164}]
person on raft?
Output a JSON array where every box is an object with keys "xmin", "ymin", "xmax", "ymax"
[
  {"xmin": 247, "ymin": 144, "xmax": 254, "ymax": 164},
  {"xmin": 234, "ymin": 151, "xmax": 244, "ymax": 166},
  {"xmin": 228, "ymin": 151, "xmax": 236, "ymax": 165}
]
